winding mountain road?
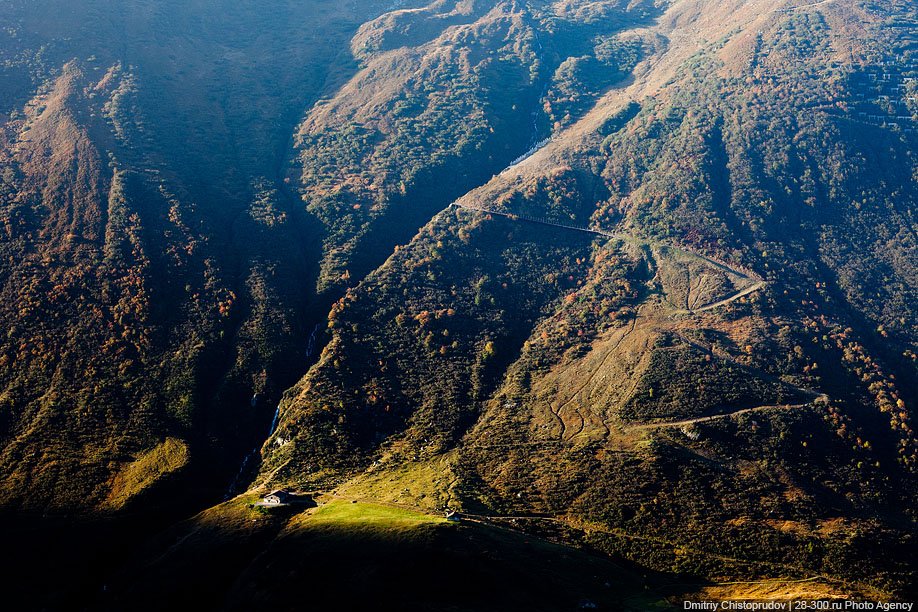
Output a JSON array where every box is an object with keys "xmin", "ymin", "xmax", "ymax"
[
  {"xmin": 451, "ymin": 202, "xmax": 766, "ymax": 313},
  {"xmin": 672, "ymin": 280, "xmax": 768, "ymax": 314},
  {"xmin": 624, "ymin": 396, "xmax": 828, "ymax": 432}
]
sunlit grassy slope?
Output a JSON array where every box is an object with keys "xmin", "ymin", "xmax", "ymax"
[{"xmin": 102, "ymin": 498, "xmax": 675, "ymax": 611}]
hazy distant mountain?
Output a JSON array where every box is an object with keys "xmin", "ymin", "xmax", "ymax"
[{"xmin": 0, "ymin": 0, "xmax": 915, "ymax": 608}]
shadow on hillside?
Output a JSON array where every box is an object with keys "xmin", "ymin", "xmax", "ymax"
[{"xmin": 88, "ymin": 503, "xmax": 682, "ymax": 611}]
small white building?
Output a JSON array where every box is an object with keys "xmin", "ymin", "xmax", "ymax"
[{"xmin": 263, "ymin": 490, "xmax": 290, "ymax": 505}]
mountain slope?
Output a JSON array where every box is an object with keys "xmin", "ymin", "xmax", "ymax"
[
  {"xmin": 257, "ymin": 0, "xmax": 917, "ymax": 595},
  {"xmin": 0, "ymin": 0, "xmax": 406, "ymax": 511},
  {"xmin": 0, "ymin": 0, "xmax": 915, "ymax": 605}
]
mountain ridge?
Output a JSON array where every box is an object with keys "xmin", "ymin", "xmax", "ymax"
[{"xmin": 0, "ymin": 0, "xmax": 915, "ymax": 606}]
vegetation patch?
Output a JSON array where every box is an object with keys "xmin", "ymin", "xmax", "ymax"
[{"xmin": 105, "ymin": 437, "xmax": 189, "ymax": 510}]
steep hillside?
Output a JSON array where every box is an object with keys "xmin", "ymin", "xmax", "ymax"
[
  {"xmin": 0, "ymin": 0, "xmax": 915, "ymax": 607},
  {"xmin": 94, "ymin": 496, "xmax": 677, "ymax": 611},
  {"xmin": 294, "ymin": 0, "xmax": 660, "ymax": 293},
  {"xmin": 0, "ymin": 0, "xmax": 407, "ymax": 512},
  {"xmin": 258, "ymin": 0, "xmax": 917, "ymax": 596}
]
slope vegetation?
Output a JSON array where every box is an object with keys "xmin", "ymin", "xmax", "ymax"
[{"xmin": 259, "ymin": 0, "xmax": 918, "ymax": 596}]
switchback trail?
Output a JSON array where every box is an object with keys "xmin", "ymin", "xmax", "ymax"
[
  {"xmin": 672, "ymin": 280, "xmax": 768, "ymax": 314},
  {"xmin": 554, "ymin": 314, "xmax": 639, "ymax": 441},
  {"xmin": 451, "ymin": 202, "xmax": 766, "ymax": 313}
]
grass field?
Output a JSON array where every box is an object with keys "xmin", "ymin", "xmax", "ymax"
[{"xmin": 304, "ymin": 499, "xmax": 446, "ymax": 527}]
